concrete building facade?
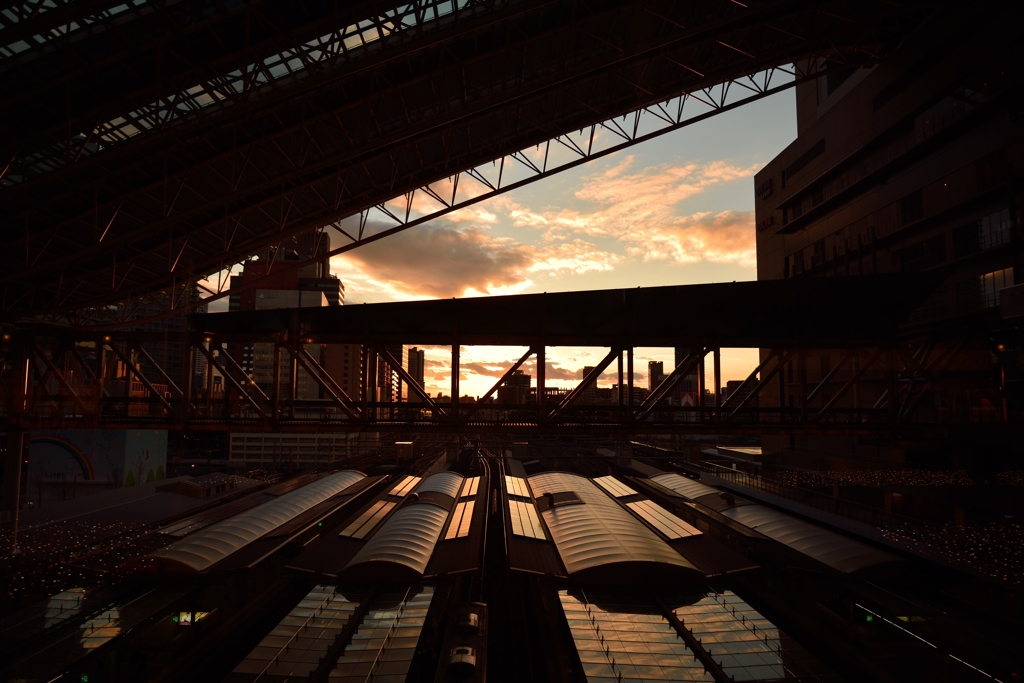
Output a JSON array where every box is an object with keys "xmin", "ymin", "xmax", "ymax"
[{"xmin": 753, "ymin": 10, "xmax": 1021, "ymax": 468}]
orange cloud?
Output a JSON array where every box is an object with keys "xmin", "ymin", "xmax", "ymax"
[
  {"xmin": 514, "ymin": 156, "xmax": 760, "ymax": 266},
  {"xmin": 332, "ymin": 223, "xmax": 532, "ymax": 299},
  {"xmin": 625, "ymin": 209, "xmax": 758, "ymax": 268}
]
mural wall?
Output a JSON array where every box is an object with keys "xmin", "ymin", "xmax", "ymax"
[{"xmin": 27, "ymin": 429, "xmax": 167, "ymax": 487}]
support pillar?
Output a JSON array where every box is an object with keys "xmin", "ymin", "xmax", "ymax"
[
  {"xmin": 617, "ymin": 350, "xmax": 624, "ymax": 407},
  {"xmin": 626, "ymin": 347, "xmax": 634, "ymax": 418},
  {"xmin": 272, "ymin": 343, "xmax": 282, "ymax": 421},
  {"xmin": 536, "ymin": 346, "xmax": 546, "ymax": 419},
  {"xmin": 713, "ymin": 348, "xmax": 721, "ymax": 423},
  {"xmin": 3, "ymin": 338, "xmax": 28, "ymax": 548},
  {"xmin": 778, "ymin": 351, "xmax": 786, "ymax": 424},
  {"xmin": 798, "ymin": 351, "xmax": 808, "ymax": 423},
  {"xmin": 181, "ymin": 331, "xmax": 193, "ymax": 427},
  {"xmin": 888, "ymin": 348, "xmax": 899, "ymax": 425},
  {"xmin": 451, "ymin": 344, "xmax": 460, "ymax": 419},
  {"xmin": 2, "ymin": 429, "xmax": 24, "ymax": 548},
  {"xmin": 204, "ymin": 338, "xmax": 215, "ymax": 418},
  {"xmin": 697, "ymin": 350, "xmax": 706, "ymax": 422},
  {"xmin": 363, "ymin": 345, "xmax": 376, "ymax": 422}
]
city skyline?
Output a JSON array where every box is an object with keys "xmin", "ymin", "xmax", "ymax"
[{"xmin": 321, "ymin": 90, "xmax": 798, "ymax": 397}]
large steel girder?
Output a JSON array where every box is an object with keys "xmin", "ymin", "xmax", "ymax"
[
  {"xmin": 0, "ymin": 0, "xmax": 435, "ymax": 159},
  {"xmin": 0, "ymin": 0, "xmax": 511, "ymax": 189},
  {"xmin": 2, "ymin": 0, "xmax": 933, "ymax": 317}
]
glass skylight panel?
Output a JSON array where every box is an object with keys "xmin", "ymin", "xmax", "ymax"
[
  {"xmin": 41, "ymin": 588, "xmax": 87, "ymax": 629},
  {"xmin": 4, "ymin": 0, "xmax": 493, "ymax": 186},
  {"xmin": 389, "ymin": 475, "xmax": 421, "ymax": 496},
  {"xmin": 330, "ymin": 586, "xmax": 434, "ymax": 681},
  {"xmin": 340, "ymin": 500, "xmax": 396, "ymax": 539},
  {"xmin": 509, "ymin": 499, "xmax": 545, "ymax": 539},
  {"xmin": 78, "ymin": 608, "xmax": 122, "ymax": 650},
  {"xmin": 444, "ymin": 500, "xmax": 475, "ymax": 540},
  {"xmin": 559, "ymin": 590, "xmax": 712, "ymax": 682},
  {"xmin": 233, "ymin": 586, "xmax": 360, "ymax": 679},
  {"xmin": 593, "ymin": 475, "xmax": 637, "ymax": 498},
  {"xmin": 626, "ymin": 500, "xmax": 702, "ymax": 540},
  {"xmin": 674, "ymin": 591, "xmax": 789, "ymax": 682},
  {"xmin": 460, "ymin": 476, "xmax": 480, "ymax": 498},
  {"xmin": 505, "ymin": 475, "xmax": 531, "ymax": 498}
]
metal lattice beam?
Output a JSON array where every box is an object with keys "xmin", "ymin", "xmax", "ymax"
[{"xmin": 0, "ymin": 0, "xmax": 940, "ymax": 321}]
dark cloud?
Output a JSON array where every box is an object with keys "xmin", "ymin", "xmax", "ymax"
[
  {"xmin": 340, "ymin": 223, "xmax": 532, "ymax": 298},
  {"xmin": 461, "ymin": 361, "xmax": 515, "ymax": 379}
]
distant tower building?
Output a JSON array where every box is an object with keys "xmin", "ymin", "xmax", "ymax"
[
  {"xmin": 227, "ymin": 229, "xmax": 341, "ymax": 401},
  {"xmin": 580, "ymin": 366, "xmax": 598, "ymax": 404},
  {"xmin": 498, "ymin": 370, "xmax": 532, "ymax": 404},
  {"xmin": 407, "ymin": 347, "xmax": 426, "ymax": 402},
  {"xmin": 648, "ymin": 361, "xmax": 665, "ymax": 392},
  {"xmin": 673, "ymin": 347, "xmax": 700, "ymax": 420},
  {"xmin": 378, "ymin": 344, "xmax": 408, "ymax": 404},
  {"xmin": 131, "ymin": 285, "xmax": 208, "ymax": 388},
  {"xmin": 323, "ymin": 343, "xmax": 362, "ymax": 402}
]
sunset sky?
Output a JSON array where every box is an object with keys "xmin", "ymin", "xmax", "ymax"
[{"xmin": 329, "ymin": 90, "xmax": 798, "ymax": 397}]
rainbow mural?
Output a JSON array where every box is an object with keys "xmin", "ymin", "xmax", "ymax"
[{"xmin": 28, "ymin": 435, "xmax": 96, "ymax": 481}]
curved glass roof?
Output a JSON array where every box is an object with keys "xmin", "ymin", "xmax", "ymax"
[
  {"xmin": 720, "ymin": 504, "xmax": 897, "ymax": 573},
  {"xmin": 648, "ymin": 472, "xmax": 896, "ymax": 573},
  {"xmin": 413, "ymin": 471, "xmax": 464, "ymax": 499},
  {"xmin": 649, "ymin": 473, "xmax": 720, "ymax": 501},
  {"xmin": 149, "ymin": 470, "xmax": 366, "ymax": 572},
  {"xmin": 343, "ymin": 504, "xmax": 449, "ymax": 579},
  {"xmin": 528, "ymin": 472, "xmax": 700, "ymax": 579}
]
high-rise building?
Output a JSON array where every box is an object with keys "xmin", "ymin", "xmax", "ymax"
[
  {"xmin": 673, "ymin": 347, "xmax": 701, "ymax": 420},
  {"xmin": 579, "ymin": 366, "xmax": 598, "ymax": 404},
  {"xmin": 648, "ymin": 361, "xmax": 665, "ymax": 392},
  {"xmin": 497, "ymin": 370, "xmax": 531, "ymax": 404},
  {"xmin": 322, "ymin": 344, "xmax": 363, "ymax": 402},
  {"xmin": 378, "ymin": 344, "xmax": 408, "ymax": 404},
  {"xmin": 407, "ymin": 347, "xmax": 426, "ymax": 402},
  {"xmin": 130, "ymin": 286, "xmax": 208, "ymax": 389},
  {"xmin": 227, "ymin": 230, "xmax": 348, "ymax": 402},
  {"xmin": 754, "ymin": 13, "xmax": 1021, "ymax": 468}
]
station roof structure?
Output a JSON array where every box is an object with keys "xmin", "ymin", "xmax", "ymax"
[
  {"xmin": 0, "ymin": 0, "xmax": 943, "ymax": 321},
  {"xmin": 340, "ymin": 471, "xmax": 465, "ymax": 582},
  {"xmin": 146, "ymin": 470, "xmax": 365, "ymax": 573},
  {"xmin": 649, "ymin": 472, "xmax": 898, "ymax": 574},
  {"xmin": 528, "ymin": 471, "xmax": 702, "ymax": 583},
  {"xmin": 194, "ymin": 275, "xmax": 941, "ymax": 349}
]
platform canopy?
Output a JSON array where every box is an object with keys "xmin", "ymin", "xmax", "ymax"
[
  {"xmin": 146, "ymin": 470, "xmax": 365, "ymax": 573},
  {"xmin": 529, "ymin": 472, "xmax": 702, "ymax": 583},
  {"xmin": 341, "ymin": 471, "xmax": 465, "ymax": 582},
  {"xmin": 650, "ymin": 472, "xmax": 898, "ymax": 573},
  {"xmin": 720, "ymin": 504, "xmax": 898, "ymax": 574}
]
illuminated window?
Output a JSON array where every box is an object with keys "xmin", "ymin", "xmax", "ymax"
[{"xmin": 980, "ymin": 267, "xmax": 1014, "ymax": 308}]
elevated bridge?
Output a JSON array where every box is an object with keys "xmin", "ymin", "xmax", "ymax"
[{"xmin": 3, "ymin": 276, "xmax": 1002, "ymax": 436}]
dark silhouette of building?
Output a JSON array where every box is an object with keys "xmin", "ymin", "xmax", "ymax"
[
  {"xmin": 754, "ymin": 12, "xmax": 1021, "ymax": 468},
  {"xmin": 648, "ymin": 361, "xmax": 665, "ymax": 392},
  {"xmin": 407, "ymin": 347, "xmax": 426, "ymax": 403}
]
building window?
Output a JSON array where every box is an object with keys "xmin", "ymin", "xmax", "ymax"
[
  {"xmin": 898, "ymin": 190, "xmax": 923, "ymax": 226},
  {"xmin": 897, "ymin": 234, "xmax": 946, "ymax": 272},
  {"xmin": 980, "ymin": 267, "xmax": 1015, "ymax": 308},
  {"xmin": 952, "ymin": 208, "xmax": 1011, "ymax": 258}
]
